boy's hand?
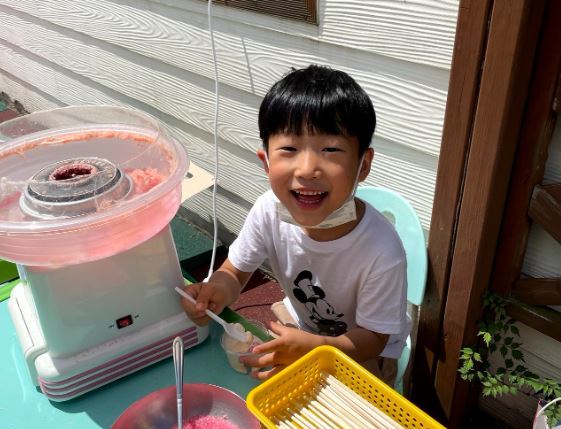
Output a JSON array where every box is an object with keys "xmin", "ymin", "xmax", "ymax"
[
  {"xmin": 179, "ymin": 259, "xmax": 251, "ymax": 326},
  {"xmin": 179, "ymin": 282, "xmax": 229, "ymax": 326},
  {"xmin": 241, "ymin": 321, "xmax": 325, "ymax": 380}
]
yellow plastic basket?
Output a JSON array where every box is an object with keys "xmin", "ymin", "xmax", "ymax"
[{"xmin": 247, "ymin": 345, "xmax": 445, "ymax": 428}]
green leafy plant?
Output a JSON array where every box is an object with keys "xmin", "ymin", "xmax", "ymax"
[{"xmin": 459, "ymin": 292, "xmax": 561, "ymax": 427}]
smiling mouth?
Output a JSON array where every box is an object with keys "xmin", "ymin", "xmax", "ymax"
[{"xmin": 291, "ymin": 190, "xmax": 327, "ymax": 206}]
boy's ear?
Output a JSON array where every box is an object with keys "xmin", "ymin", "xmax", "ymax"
[
  {"xmin": 256, "ymin": 149, "xmax": 269, "ymax": 174},
  {"xmin": 359, "ymin": 148, "xmax": 374, "ymax": 181}
]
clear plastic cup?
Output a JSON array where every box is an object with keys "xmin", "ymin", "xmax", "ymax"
[{"xmin": 220, "ymin": 321, "xmax": 267, "ymax": 374}]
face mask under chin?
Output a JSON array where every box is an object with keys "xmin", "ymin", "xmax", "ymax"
[
  {"xmin": 265, "ymin": 152, "xmax": 365, "ymax": 229},
  {"xmin": 274, "ymin": 197, "xmax": 357, "ymax": 229}
]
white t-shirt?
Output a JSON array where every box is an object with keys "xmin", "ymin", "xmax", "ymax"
[{"xmin": 229, "ymin": 190, "xmax": 409, "ymax": 359}]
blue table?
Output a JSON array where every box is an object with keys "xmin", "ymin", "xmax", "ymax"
[{"xmin": 0, "ymin": 300, "xmax": 259, "ymax": 428}]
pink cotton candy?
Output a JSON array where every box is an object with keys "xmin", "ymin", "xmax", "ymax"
[
  {"xmin": 126, "ymin": 168, "xmax": 165, "ymax": 194},
  {"xmin": 171, "ymin": 414, "xmax": 240, "ymax": 429}
]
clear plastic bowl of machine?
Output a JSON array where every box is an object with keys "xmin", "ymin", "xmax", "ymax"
[{"xmin": 0, "ymin": 105, "xmax": 188, "ymax": 267}]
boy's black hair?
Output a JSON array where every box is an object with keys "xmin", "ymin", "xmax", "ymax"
[{"xmin": 258, "ymin": 64, "xmax": 376, "ymax": 156}]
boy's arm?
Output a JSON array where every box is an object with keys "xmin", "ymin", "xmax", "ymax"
[
  {"xmin": 180, "ymin": 258, "xmax": 253, "ymax": 325},
  {"xmin": 324, "ymin": 326, "xmax": 389, "ymax": 362},
  {"xmin": 248, "ymin": 322, "xmax": 388, "ymax": 379}
]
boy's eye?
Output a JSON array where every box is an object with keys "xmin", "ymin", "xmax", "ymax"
[
  {"xmin": 279, "ymin": 146, "xmax": 296, "ymax": 152},
  {"xmin": 323, "ymin": 147, "xmax": 342, "ymax": 153}
]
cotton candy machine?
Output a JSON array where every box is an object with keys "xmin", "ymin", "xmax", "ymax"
[{"xmin": 0, "ymin": 106, "xmax": 208, "ymax": 401}]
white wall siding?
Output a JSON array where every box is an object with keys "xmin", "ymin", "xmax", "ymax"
[
  {"xmin": 0, "ymin": 0, "xmax": 457, "ymax": 238},
  {"xmin": 523, "ymin": 225, "xmax": 561, "ymax": 280},
  {"xmin": 320, "ymin": 0, "xmax": 458, "ymax": 68}
]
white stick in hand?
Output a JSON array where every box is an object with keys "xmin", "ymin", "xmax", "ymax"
[{"xmin": 174, "ymin": 287, "xmax": 247, "ymax": 342}]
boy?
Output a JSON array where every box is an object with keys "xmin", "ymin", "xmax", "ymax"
[{"xmin": 181, "ymin": 65, "xmax": 408, "ymax": 384}]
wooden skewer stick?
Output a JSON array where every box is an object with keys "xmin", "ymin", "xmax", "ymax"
[
  {"xmin": 280, "ymin": 412, "xmax": 304, "ymax": 429},
  {"xmin": 299, "ymin": 405, "xmax": 340, "ymax": 429},
  {"xmin": 294, "ymin": 399, "xmax": 339, "ymax": 429},
  {"xmin": 274, "ymin": 417, "xmax": 293, "ymax": 429},
  {"xmin": 311, "ymin": 386, "xmax": 366, "ymax": 427},
  {"xmin": 322, "ymin": 374, "xmax": 405, "ymax": 429},
  {"xmin": 286, "ymin": 405, "xmax": 321, "ymax": 429},
  {"xmin": 315, "ymin": 386, "xmax": 386, "ymax": 429},
  {"xmin": 305, "ymin": 393, "xmax": 362, "ymax": 429},
  {"xmin": 319, "ymin": 383, "xmax": 395, "ymax": 429},
  {"xmin": 290, "ymin": 411, "xmax": 319, "ymax": 429},
  {"xmin": 324, "ymin": 378, "xmax": 403, "ymax": 429},
  {"xmin": 305, "ymin": 396, "xmax": 356, "ymax": 429}
]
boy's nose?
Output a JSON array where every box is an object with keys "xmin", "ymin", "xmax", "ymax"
[{"xmin": 295, "ymin": 151, "xmax": 320, "ymax": 179}]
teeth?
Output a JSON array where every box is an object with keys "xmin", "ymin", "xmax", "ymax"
[{"xmin": 295, "ymin": 190, "xmax": 324, "ymax": 196}]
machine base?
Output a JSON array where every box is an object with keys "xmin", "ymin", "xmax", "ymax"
[{"xmin": 8, "ymin": 282, "xmax": 208, "ymax": 401}]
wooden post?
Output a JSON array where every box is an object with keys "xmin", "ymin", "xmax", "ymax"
[
  {"xmin": 433, "ymin": 1, "xmax": 547, "ymax": 426},
  {"xmin": 413, "ymin": 0, "xmax": 491, "ymax": 419}
]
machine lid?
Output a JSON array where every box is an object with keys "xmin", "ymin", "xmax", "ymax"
[{"xmin": 0, "ymin": 105, "xmax": 188, "ymax": 267}]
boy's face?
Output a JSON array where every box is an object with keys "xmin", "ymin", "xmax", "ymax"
[{"xmin": 258, "ymin": 132, "xmax": 373, "ymax": 228}]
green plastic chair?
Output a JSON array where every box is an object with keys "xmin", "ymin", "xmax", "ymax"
[{"xmin": 356, "ymin": 186, "xmax": 428, "ymax": 394}]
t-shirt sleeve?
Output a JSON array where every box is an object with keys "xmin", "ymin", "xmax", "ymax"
[
  {"xmin": 355, "ymin": 259, "xmax": 408, "ymax": 335},
  {"xmin": 228, "ymin": 194, "xmax": 269, "ymax": 273}
]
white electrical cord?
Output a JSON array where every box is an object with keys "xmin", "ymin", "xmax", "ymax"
[{"xmin": 204, "ymin": 0, "xmax": 220, "ymax": 283}]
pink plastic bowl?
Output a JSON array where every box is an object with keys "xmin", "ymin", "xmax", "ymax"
[{"xmin": 111, "ymin": 383, "xmax": 261, "ymax": 429}]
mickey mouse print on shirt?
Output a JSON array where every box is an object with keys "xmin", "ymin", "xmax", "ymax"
[{"xmin": 292, "ymin": 270, "xmax": 348, "ymax": 336}]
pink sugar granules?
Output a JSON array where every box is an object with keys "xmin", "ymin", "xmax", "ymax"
[{"xmin": 172, "ymin": 414, "xmax": 240, "ymax": 429}]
